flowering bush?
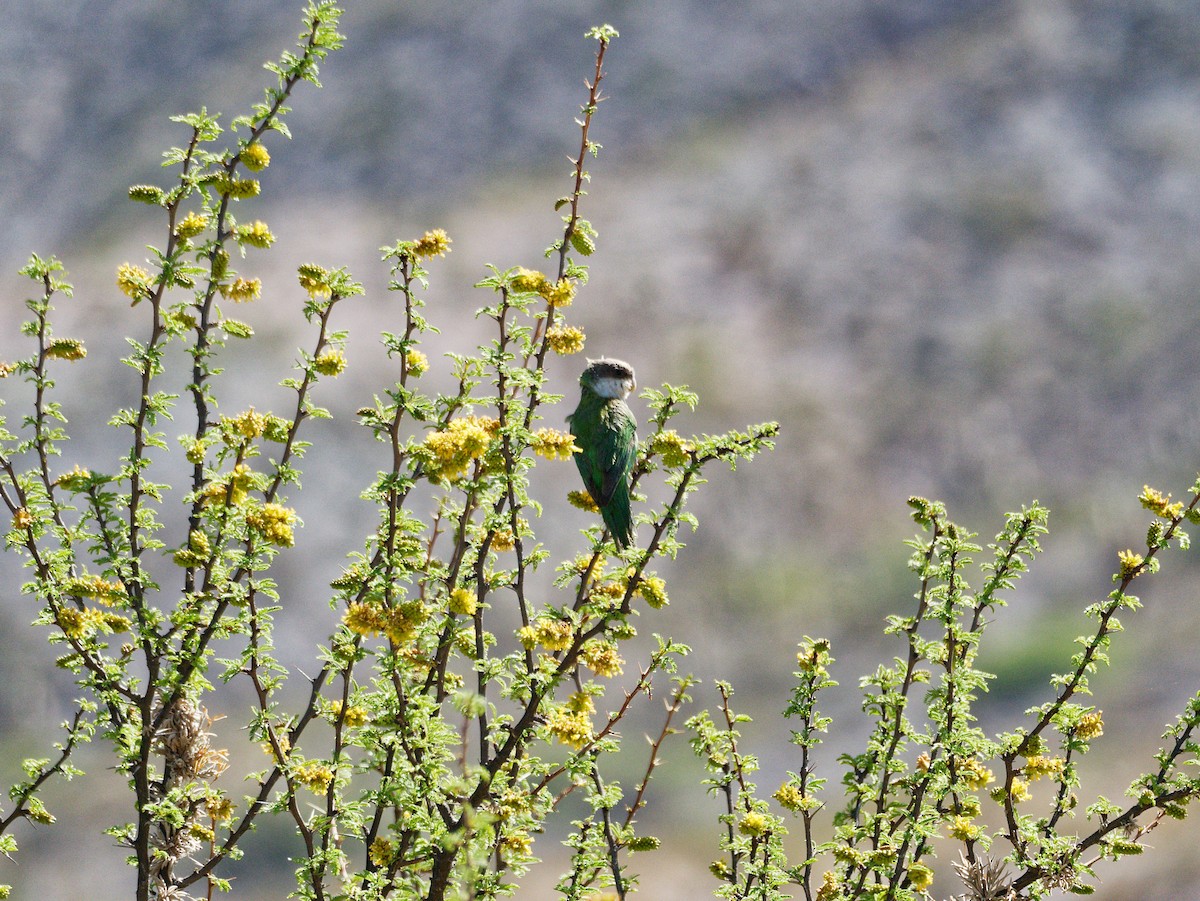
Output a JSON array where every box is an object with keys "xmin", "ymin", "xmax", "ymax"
[{"xmin": 3, "ymin": 4, "xmax": 1200, "ymax": 901}]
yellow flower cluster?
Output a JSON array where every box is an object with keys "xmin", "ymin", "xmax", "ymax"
[
  {"xmin": 236, "ymin": 220, "xmax": 275, "ymax": 248},
  {"xmin": 369, "ymin": 837, "xmax": 395, "ymax": 867},
  {"xmin": 245, "ymin": 502, "xmax": 297, "ymax": 547},
  {"xmin": 774, "ymin": 783, "xmax": 804, "ymax": 811},
  {"xmin": 406, "ymin": 349, "xmax": 429, "ymax": 375},
  {"xmin": 175, "ymin": 211, "xmax": 209, "ymax": 239},
  {"xmin": 220, "ymin": 277, "xmax": 262, "ymax": 303},
  {"xmin": 326, "ymin": 700, "xmax": 370, "ymax": 728},
  {"xmin": 635, "ymin": 575, "xmax": 668, "ymax": 609},
  {"xmin": 63, "ymin": 574, "xmax": 125, "ymax": 605},
  {"xmin": 545, "ymin": 324, "xmax": 586, "ymax": 355},
  {"xmin": 948, "ymin": 815, "xmax": 981, "ymax": 841},
  {"xmin": 448, "ymin": 587, "xmax": 477, "ymax": 616},
  {"xmin": 1023, "ymin": 755, "xmax": 1064, "ymax": 781},
  {"xmin": 530, "ymin": 617, "xmax": 573, "ymax": 651},
  {"xmin": 205, "ymin": 794, "xmax": 235, "ymax": 822},
  {"xmin": 1008, "ymin": 778, "xmax": 1031, "ymax": 802},
  {"xmin": 547, "ymin": 695, "xmax": 594, "ymax": 749},
  {"xmin": 959, "ymin": 758, "xmax": 994, "ymax": 791},
  {"xmin": 172, "ymin": 530, "xmax": 212, "ymax": 568},
  {"xmin": 567, "ymin": 489, "xmax": 600, "ymax": 513},
  {"xmin": 738, "ymin": 811, "xmax": 769, "ymax": 837},
  {"xmin": 412, "ymin": 228, "xmax": 452, "ymax": 259},
  {"xmin": 0, "ymin": 362, "xmax": 14, "ymax": 378},
  {"xmin": 650, "ymin": 430, "xmax": 693, "ymax": 468},
  {"xmin": 499, "ymin": 830, "xmax": 533, "ymax": 858},
  {"xmin": 907, "ymin": 863, "xmax": 934, "ymax": 891},
  {"xmin": 202, "ymin": 463, "xmax": 257, "ymax": 507},
  {"xmin": 213, "ymin": 175, "xmax": 260, "ymax": 199},
  {"xmin": 128, "ymin": 184, "xmax": 163, "ymax": 204},
  {"xmin": 815, "ymin": 871, "xmax": 841, "ymax": 901},
  {"xmin": 117, "ymin": 263, "xmax": 153, "ymax": 302},
  {"xmin": 422, "ymin": 416, "xmax": 498, "ymax": 481},
  {"xmin": 45, "ymin": 338, "xmax": 86, "ymax": 362},
  {"xmin": 297, "ymin": 263, "xmax": 332, "ymax": 299},
  {"xmin": 343, "ymin": 599, "xmax": 427, "ymax": 643},
  {"xmin": 12, "ymin": 507, "xmax": 34, "ymax": 530},
  {"xmin": 490, "ymin": 527, "xmax": 515, "ymax": 552},
  {"xmin": 223, "ymin": 408, "xmax": 268, "ymax": 441},
  {"xmin": 293, "ymin": 760, "xmax": 334, "ymax": 794},
  {"xmin": 56, "ymin": 605, "xmax": 130, "ymax": 639},
  {"xmin": 1140, "ymin": 484, "xmax": 1185, "ymax": 520},
  {"xmin": 531, "ymin": 428, "xmax": 579, "ymax": 461},
  {"xmin": 314, "ymin": 349, "xmax": 347, "ymax": 376},
  {"xmin": 239, "ymin": 142, "xmax": 271, "ymax": 172},
  {"xmin": 508, "ymin": 268, "xmax": 576, "ymax": 306},
  {"xmin": 1117, "ymin": 548, "xmax": 1144, "ymax": 579},
  {"xmin": 1076, "ymin": 710, "xmax": 1104, "ymax": 740},
  {"xmin": 579, "ymin": 639, "xmax": 623, "ymax": 677},
  {"xmin": 54, "ymin": 465, "xmax": 92, "ymax": 491}
]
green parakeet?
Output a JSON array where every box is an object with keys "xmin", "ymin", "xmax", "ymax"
[{"xmin": 568, "ymin": 358, "xmax": 637, "ymax": 549}]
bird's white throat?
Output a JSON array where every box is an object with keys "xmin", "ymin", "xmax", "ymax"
[{"xmin": 591, "ymin": 376, "xmax": 633, "ymax": 399}]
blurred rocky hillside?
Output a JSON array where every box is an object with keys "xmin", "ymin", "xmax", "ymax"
[{"xmin": 5, "ymin": 0, "xmax": 1200, "ymax": 898}]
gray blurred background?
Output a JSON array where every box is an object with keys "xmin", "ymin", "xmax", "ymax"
[{"xmin": 4, "ymin": 0, "xmax": 1200, "ymax": 897}]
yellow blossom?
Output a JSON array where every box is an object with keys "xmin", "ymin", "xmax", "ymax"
[
  {"xmin": 12, "ymin": 508, "xmax": 33, "ymax": 530},
  {"xmin": 314, "ymin": 349, "xmax": 347, "ymax": 376},
  {"xmin": 1076, "ymin": 710, "xmax": 1104, "ymax": 741},
  {"xmin": 1009, "ymin": 778, "xmax": 1031, "ymax": 802},
  {"xmin": 1117, "ymin": 549, "xmax": 1144, "ymax": 579},
  {"xmin": 908, "ymin": 863, "xmax": 934, "ymax": 891},
  {"xmin": 0, "ymin": 361, "xmax": 15, "ymax": 378},
  {"xmin": 245, "ymin": 502, "xmax": 297, "ymax": 547},
  {"xmin": 500, "ymin": 830, "xmax": 533, "ymax": 857},
  {"xmin": 205, "ymin": 794, "xmax": 235, "ymax": 822},
  {"xmin": 635, "ymin": 575, "xmax": 668, "ymax": 609},
  {"xmin": 406, "ymin": 349, "xmax": 429, "ymax": 375},
  {"xmin": 547, "ymin": 703, "xmax": 593, "ymax": 749},
  {"xmin": 568, "ymin": 489, "xmax": 600, "ymax": 513},
  {"xmin": 531, "ymin": 428, "xmax": 579, "ymax": 461},
  {"xmin": 117, "ymin": 263, "xmax": 154, "ymax": 303},
  {"xmin": 128, "ymin": 184, "xmax": 163, "ymax": 204},
  {"xmin": 738, "ymin": 811, "xmax": 769, "ymax": 837},
  {"xmin": 383, "ymin": 601, "xmax": 427, "ymax": 643},
  {"xmin": 533, "ymin": 617, "xmax": 573, "ymax": 652},
  {"xmin": 297, "ymin": 264, "xmax": 331, "ymax": 299},
  {"xmin": 449, "ymin": 587, "xmax": 478, "ymax": 617},
  {"xmin": 579, "ymin": 639, "xmax": 623, "ymax": 677},
  {"xmin": 959, "ymin": 757, "xmax": 994, "ymax": 791},
  {"xmin": 223, "ymin": 408, "xmax": 267, "ymax": 440},
  {"xmin": 239, "ymin": 142, "xmax": 271, "ymax": 172},
  {"xmin": 545, "ymin": 324, "xmax": 586, "ymax": 355},
  {"xmin": 213, "ymin": 175, "xmax": 260, "ymax": 199},
  {"xmin": 220, "ymin": 277, "xmax": 262, "ymax": 303},
  {"xmin": 175, "ymin": 211, "xmax": 209, "ymax": 239},
  {"xmin": 774, "ymin": 783, "xmax": 804, "ymax": 811},
  {"xmin": 1023, "ymin": 755, "xmax": 1064, "ymax": 781},
  {"xmin": 369, "ymin": 837, "xmax": 395, "ymax": 867},
  {"xmin": 948, "ymin": 815, "xmax": 981, "ymax": 841},
  {"xmin": 344, "ymin": 601, "xmax": 387, "ymax": 637},
  {"xmin": 413, "ymin": 228, "xmax": 452, "ymax": 259},
  {"xmin": 815, "ymin": 871, "xmax": 841, "ymax": 901},
  {"xmin": 541, "ymin": 278, "xmax": 575, "ymax": 307},
  {"xmin": 294, "ymin": 760, "xmax": 334, "ymax": 794},
  {"xmin": 62, "ymin": 574, "xmax": 125, "ymax": 605},
  {"xmin": 54, "ymin": 465, "xmax": 92, "ymax": 491},
  {"xmin": 510, "ymin": 268, "xmax": 549, "ymax": 295},
  {"xmin": 421, "ymin": 416, "xmax": 497, "ymax": 481},
  {"xmin": 650, "ymin": 430, "xmax": 692, "ymax": 467},
  {"xmin": 46, "ymin": 338, "xmax": 86, "ymax": 361},
  {"xmin": 236, "ymin": 220, "xmax": 275, "ymax": 248}
]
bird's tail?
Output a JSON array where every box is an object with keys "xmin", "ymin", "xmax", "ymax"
[{"xmin": 602, "ymin": 484, "xmax": 633, "ymax": 549}]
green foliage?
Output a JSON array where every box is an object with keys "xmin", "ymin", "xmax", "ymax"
[
  {"xmin": 0, "ymin": 7, "xmax": 774, "ymax": 901},
  {"xmin": 6, "ymin": 4, "xmax": 1200, "ymax": 901},
  {"xmin": 691, "ymin": 489, "xmax": 1200, "ymax": 900}
]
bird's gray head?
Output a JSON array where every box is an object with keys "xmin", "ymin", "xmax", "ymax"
[{"xmin": 580, "ymin": 358, "xmax": 636, "ymax": 400}]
